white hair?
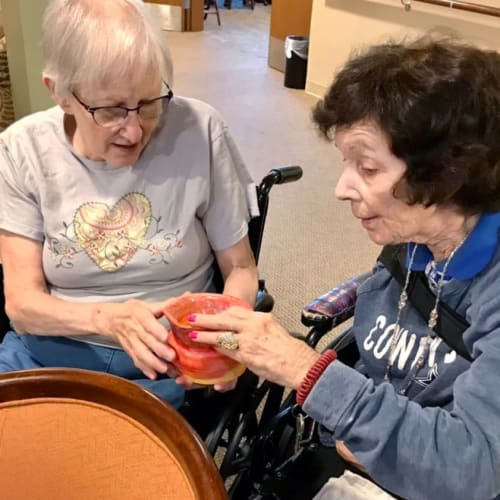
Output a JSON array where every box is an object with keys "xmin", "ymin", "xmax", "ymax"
[{"xmin": 42, "ymin": 0, "xmax": 173, "ymax": 96}]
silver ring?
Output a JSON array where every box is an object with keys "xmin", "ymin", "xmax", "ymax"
[{"xmin": 216, "ymin": 331, "xmax": 239, "ymax": 351}]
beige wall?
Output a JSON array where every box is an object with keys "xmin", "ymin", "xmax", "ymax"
[
  {"xmin": 2, "ymin": 0, "xmax": 52, "ymax": 118},
  {"xmin": 306, "ymin": 0, "xmax": 500, "ymax": 98}
]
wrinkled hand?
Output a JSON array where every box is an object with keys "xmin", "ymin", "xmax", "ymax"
[
  {"xmin": 187, "ymin": 306, "xmax": 320, "ymax": 389},
  {"xmin": 96, "ymin": 299, "xmax": 177, "ymax": 380}
]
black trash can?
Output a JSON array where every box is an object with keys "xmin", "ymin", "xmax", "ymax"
[{"xmin": 284, "ymin": 36, "xmax": 309, "ymax": 89}]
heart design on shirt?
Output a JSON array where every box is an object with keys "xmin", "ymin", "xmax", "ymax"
[{"xmin": 73, "ymin": 192, "xmax": 151, "ymax": 272}]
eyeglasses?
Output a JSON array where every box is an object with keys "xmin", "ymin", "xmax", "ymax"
[{"xmin": 72, "ymin": 83, "xmax": 173, "ymax": 128}]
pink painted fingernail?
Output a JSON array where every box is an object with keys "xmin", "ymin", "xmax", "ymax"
[
  {"xmin": 187, "ymin": 314, "xmax": 196, "ymax": 322},
  {"xmin": 188, "ymin": 331, "xmax": 198, "ymax": 339}
]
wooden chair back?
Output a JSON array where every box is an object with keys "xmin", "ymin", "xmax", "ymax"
[{"xmin": 0, "ymin": 368, "xmax": 227, "ymax": 500}]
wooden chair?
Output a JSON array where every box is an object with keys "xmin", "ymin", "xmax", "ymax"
[
  {"xmin": 204, "ymin": 0, "xmax": 221, "ymax": 26},
  {"xmin": 0, "ymin": 368, "xmax": 227, "ymax": 500}
]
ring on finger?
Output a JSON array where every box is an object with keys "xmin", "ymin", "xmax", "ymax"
[{"xmin": 216, "ymin": 331, "xmax": 239, "ymax": 351}]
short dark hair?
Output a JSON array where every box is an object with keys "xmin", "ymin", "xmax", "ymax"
[{"xmin": 313, "ymin": 37, "xmax": 500, "ymax": 213}]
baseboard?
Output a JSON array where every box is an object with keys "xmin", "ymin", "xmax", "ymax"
[{"xmin": 305, "ymin": 80, "xmax": 327, "ymax": 99}]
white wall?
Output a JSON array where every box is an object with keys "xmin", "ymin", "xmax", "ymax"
[{"xmin": 306, "ymin": 0, "xmax": 500, "ymax": 98}]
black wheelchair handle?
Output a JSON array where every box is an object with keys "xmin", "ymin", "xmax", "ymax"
[
  {"xmin": 258, "ymin": 166, "xmax": 303, "ymax": 198},
  {"xmin": 270, "ymin": 166, "xmax": 303, "ymax": 184}
]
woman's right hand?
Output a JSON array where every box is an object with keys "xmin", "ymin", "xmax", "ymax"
[
  {"xmin": 187, "ymin": 306, "xmax": 320, "ymax": 389},
  {"xmin": 95, "ymin": 299, "xmax": 177, "ymax": 380}
]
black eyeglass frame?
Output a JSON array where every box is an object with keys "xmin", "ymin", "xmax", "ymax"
[{"xmin": 72, "ymin": 83, "xmax": 173, "ymax": 127}]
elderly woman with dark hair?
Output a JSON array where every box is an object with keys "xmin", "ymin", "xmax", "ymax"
[
  {"xmin": 189, "ymin": 38, "xmax": 500, "ymax": 499},
  {"xmin": 0, "ymin": 0, "xmax": 258, "ymax": 408}
]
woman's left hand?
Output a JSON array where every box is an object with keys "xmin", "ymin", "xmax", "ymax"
[{"xmin": 187, "ymin": 306, "xmax": 320, "ymax": 389}]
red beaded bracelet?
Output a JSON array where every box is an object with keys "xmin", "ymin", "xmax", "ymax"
[{"xmin": 296, "ymin": 349, "xmax": 337, "ymax": 406}]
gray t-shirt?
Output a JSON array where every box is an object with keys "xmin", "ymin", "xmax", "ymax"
[{"xmin": 0, "ymin": 96, "xmax": 254, "ymax": 347}]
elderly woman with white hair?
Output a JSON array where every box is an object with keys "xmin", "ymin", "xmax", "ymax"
[{"xmin": 0, "ymin": 0, "xmax": 258, "ymax": 408}]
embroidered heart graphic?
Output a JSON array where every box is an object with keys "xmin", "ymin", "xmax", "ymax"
[{"xmin": 73, "ymin": 193, "xmax": 151, "ymax": 272}]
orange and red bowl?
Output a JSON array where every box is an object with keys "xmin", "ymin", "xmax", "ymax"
[{"xmin": 163, "ymin": 293, "xmax": 250, "ymax": 385}]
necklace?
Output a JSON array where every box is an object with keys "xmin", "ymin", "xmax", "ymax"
[{"xmin": 383, "ymin": 234, "xmax": 469, "ymax": 395}]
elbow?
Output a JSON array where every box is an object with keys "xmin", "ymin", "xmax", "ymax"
[
  {"xmin": 5, "ymin": 297, "xmax": 28, "ymax": 334},
  {"xmin": 228, "ymin": 263, "xmax": 259, "ymax": 284},
  {"xmin": 223, "ymin": 265, "xmax": 259, "ymax": 307}
]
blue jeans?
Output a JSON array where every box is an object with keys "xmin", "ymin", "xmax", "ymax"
[{"xmin": 0, "ymin": 331, "xmax": 185, "ymax": 408}]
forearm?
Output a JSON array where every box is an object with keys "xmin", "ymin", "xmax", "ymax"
[
  {"xmin": 7, "ymin": 289, "xmax": 112, "ymax": 338},
  {"xmin": 304, "ymin": 361, "xmax": 498, "ymax": 499},
  {"xmin": 222, "ymin": 266, "xmax": 259, "ymax": 308}
]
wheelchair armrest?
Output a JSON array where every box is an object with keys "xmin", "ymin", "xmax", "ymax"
[
  {"xmin": 255, "ymin": 279, "xmax": 274, "ymax": 312},
  {"xmin": 301, "ymin": 272, "xmax": 372, "ymax": 330}
]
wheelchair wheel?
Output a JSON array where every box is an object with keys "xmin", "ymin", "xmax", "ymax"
[{"xmin": 219, "ymin": 410, "xmax": 259, "ymax": 478}]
